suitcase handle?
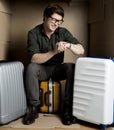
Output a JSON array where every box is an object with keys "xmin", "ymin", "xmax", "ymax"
[
  {"xmin": 44, "ymin": 91, "xmax": 51, "ymax": 106},
  {"xmin": 39, "ymin": 88, "xmax": 51, "ymax": 106}
]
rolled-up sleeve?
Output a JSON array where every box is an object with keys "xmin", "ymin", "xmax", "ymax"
[
  {"xmin": 61, "ymin": 28, "xmax": 80, "ymax": 44},
  {"xmin": 27, "ymin": 31, "xmax": 40, "ymax": 58}
]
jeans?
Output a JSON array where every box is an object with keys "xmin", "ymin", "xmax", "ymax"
[{"xmin": 25, "ymin": 63, "xmax": 75, "ymax": 115}]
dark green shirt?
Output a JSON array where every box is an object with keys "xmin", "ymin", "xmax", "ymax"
[{"xmin": 27, "ymin": 23, "xmax": 79, "ymax": 65}]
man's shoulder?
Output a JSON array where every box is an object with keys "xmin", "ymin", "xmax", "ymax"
[
  {"xmin": 58, "ymin": 26, "xmax": 67, "ymax": 30},
  {"xmin": 58, "ymin": 27, "xmax": 70, "ymax": 33},
  {"xmin": 29, "ymin": 24, "xmax": 43, "ymax": 33}
]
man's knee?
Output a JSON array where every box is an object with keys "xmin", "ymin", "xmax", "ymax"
[
  {"xmin": 26, "ymin": 63, "xmax": 38, "ymax": 74},
  {"xmin": 65, "ymin": 63, "xmax": 75, "ymax": 72}
]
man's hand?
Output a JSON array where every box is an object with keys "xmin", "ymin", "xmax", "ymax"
[{"xmin": 56, "ymin": 41, "xmax": 71, "ymax": 53}]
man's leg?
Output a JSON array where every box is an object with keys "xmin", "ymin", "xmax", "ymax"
[
  {"xmin": 52, "ymin": 63, "xmax": 77, "ymax": 125},
  {"xmin": 23, "ymin": 63, "xmax": 53, "ymax": 125},
  {"xmin": 25, "ymin": 63, "xmax": 51, "ymax": 106}
]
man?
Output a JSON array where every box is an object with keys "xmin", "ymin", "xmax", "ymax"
[{"xmin": 23, "ymin": 3, "xmax": 84, "ymax": 125}]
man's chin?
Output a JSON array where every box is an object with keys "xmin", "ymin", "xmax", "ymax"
[
  {"xmin": 50, "ymin": 29, "xmax": 56, "ymax": 33},
  {"xmin": 51, "ymin": 26, "xmax": 57, "ymax": 31}
]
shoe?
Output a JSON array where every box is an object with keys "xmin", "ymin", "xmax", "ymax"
[
  {"xmin": 61, "ymin": 113, "xmax": 72, "ymax": 125},
  {"xmin": 61, "ymin": 113, "xmax": 77, "ymax": 125},
  {"xmin": 22, "ymin": 105, "xmax": 39, "ymax": 125},
  {"xmin": 71, "ymin": 115, "xmax": 77, "ymax": 124}
]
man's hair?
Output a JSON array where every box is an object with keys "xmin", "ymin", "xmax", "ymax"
[{"xmin": 43, "ymin": 4, "xmax": 64, "ymax": 21}]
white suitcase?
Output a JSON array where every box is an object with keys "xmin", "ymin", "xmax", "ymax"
[
  {"xmin": 0, "ymin": 61, "xmax": 27, "ymax": 124},
  {"xmin": 73, "ymin": 57, "xmax": 114, "ymax": 129}
]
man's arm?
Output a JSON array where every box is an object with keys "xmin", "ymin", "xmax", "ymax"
[
  {"xmin": 57, "ymin": 41, "xmax": 84, "ymax": 55},
  {"xmin": 31, "ymin": 41, "xmax": 84, "ymax": 64},
  {"xmin": 31, "ymin": 46, "xmax": 58, "ymax": 64},
  {"xmin": 67, "ymin": 43, "xmax": 84, "ymax": 55}
]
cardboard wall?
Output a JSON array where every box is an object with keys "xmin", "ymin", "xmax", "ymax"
[
  {"xmin": 0, "ymin": 0, "xmax": 11, "ymax": 60},
  {"xmin": 88, "ymin": 0, "xmax": 114, "ymax": 58}
]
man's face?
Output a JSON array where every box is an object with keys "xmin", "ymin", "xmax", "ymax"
[{"xmin": 44, "ymin": 13, "xmax": 63, "ymax": 32}]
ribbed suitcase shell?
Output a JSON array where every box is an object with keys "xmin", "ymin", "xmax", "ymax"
[
  {"xmin": 73, "ymin": 57, "xmax": 114, "ymax": 126},
  {"xmin": 0, "ymin": 61, "xmax": 27, "ymax": 124},
  {"xmin": 40, "ymin": 79, "xmax": 61, "ymax": 113}
]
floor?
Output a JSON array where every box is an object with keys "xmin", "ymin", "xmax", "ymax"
[
  {"xmin": 0, "ymin": 125, "xmax": 113, "ymax": 130},
  {"xmin": 0, "ymin": 118, "xmax": 114, "ymax": 130}
]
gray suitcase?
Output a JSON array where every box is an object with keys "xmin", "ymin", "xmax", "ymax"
[{"xmin": 0, "ymin": 61, "xmax": 27, "ymax": 124}]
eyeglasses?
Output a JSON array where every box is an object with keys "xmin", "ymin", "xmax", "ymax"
[{"xmin": 49, "ymin": 16, "xmax": 64, "ymax": 25}]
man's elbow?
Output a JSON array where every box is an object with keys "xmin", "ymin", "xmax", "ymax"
[{"xmin": 78, "ymin": 44, "xmax": 85, "ymax": 55}]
